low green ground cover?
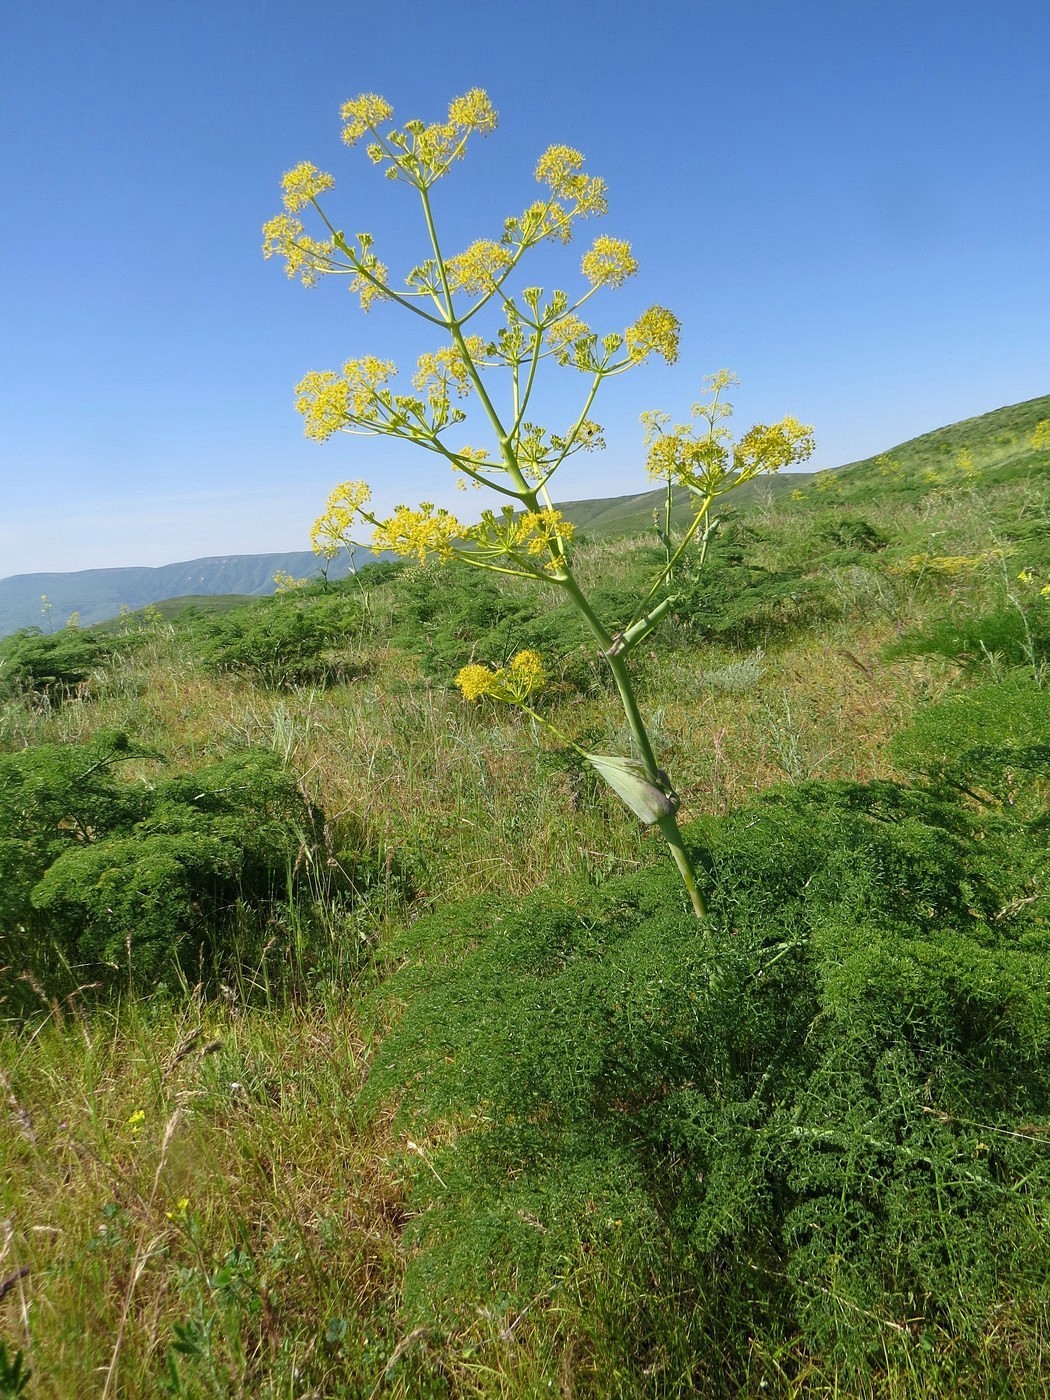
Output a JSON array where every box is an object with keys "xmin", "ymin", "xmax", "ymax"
[{"xmin": 1, "ymin": 411, "xmax": 1048, "ymax": 1395}]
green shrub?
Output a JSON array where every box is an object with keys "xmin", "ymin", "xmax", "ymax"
[
  {"xmin": 890, "ymin": 673, "xmax": 1050, "ymax": 798},
  {"xmin": 813, "ymin": 512, "xmax": 889, "ymax": 554},
  {"xmin": 885, "ymin": 606, "xmax": 1050, "ymax": 673},
  {"xmin": 361, "ymin": 710, "xmax": 1049, "ymax": 1390},
  {"xmin": 0, "ymin": 737, "xmax": 357, "ymax": 1001},
  {"xmin": 670, "ymin": 535, "xmax": 832, "ymax": 648},
  {"xmin": 191, "ymin": 591, "xmax": 367, "ymax": 688},
  {"xmin": 0, "ymin": 627, "xmax": 129, "ymax": 700},
  {"xmin": 390, "ymin": 561, "xmax": 621, "ymax": 694}
]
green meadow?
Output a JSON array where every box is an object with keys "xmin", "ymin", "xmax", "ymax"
[{"xmin": 2, "ymin": 395, "xmax": 1049, "ymax": 1397}]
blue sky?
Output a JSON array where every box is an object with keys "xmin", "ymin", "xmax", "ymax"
[{"xmin": 2, "ymin": 0, "xmax": 1048, "ymax": 576}]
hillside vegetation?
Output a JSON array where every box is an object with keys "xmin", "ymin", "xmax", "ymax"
[{"xmin": 1, "ymin": 398, "xmax": 1049, "ymax": 1398}]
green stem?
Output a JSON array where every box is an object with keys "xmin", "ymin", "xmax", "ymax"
[
  {"xmin": 555, "ymin": 572, "xmax": 708, "ymax": 921},
  {"xmin": 415, "ymin": 185, "xmax": 706, "ymax": 919}
]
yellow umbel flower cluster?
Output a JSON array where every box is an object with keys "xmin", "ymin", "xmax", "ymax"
[
  {"xmin": 467, "ymin": 507, "xmax": 575, "ymax": 567},
  {"xmin": 294, "ymin": 358, "xmax": 397, "ymax": 440},
  {"xmin": 455, "ymin": 650, "xmax": 548, "ymax": 704},
  {"xmin": 280, "ymin": 161, "xmax": 335, "ymax": 212},
  {"xmin": 371, "ymin": 503, "xmax": 464, "ymax": 563},
  {"xmin": 545, "ymin": 313, "xmax": 592, "ymax": 359},
  {"xmin": 447, "ymin": 89, "xmax": 499, "ymax": 134},
  {"xmin": 733, "ymin": 418, "xmax": 816, "ymax": 481},
  {"xmin": 625, "ymin": 306, "xmax": 681, "ymax": 365},
  {"xmin": 644, "ymin": 383, "xmax": 815, "ymax": 497},
  {"xmin": 445, "ymin": 239, "xmax": 514, "ymax": 294},
  {"xmin": 581, "ymin": 236, "xmax": 638, "ymax": 289},
  {"xmin": 350, "ymin": 254, "xmax": 390, "ymax": 311},
  {"xmin": 534, "ymin": 146, "xmax": 608, "ymax": 217},
  {"xmin": 413, "ymin": 340, "xmax": 487, "ymax": 400},
  {"xmin": 340, "ymin": 93, "xmax": 395, "ymax": 146},
  {"xmin": 261, "ymin": 214, "xmax": 335, "ymax": 287},
  {"xmin": 340, "ymin": 91, "xmax": 498, "ymax": 186},
  {"xmin": 310, "ymin": 480, "xmax": 373, "ymax": 558}
]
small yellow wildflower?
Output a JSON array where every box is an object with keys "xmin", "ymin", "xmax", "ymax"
[
  {"xmin": 1018, "ymin": 569, "xmax": 1035, "ymax": 584},
  {"xmin": 127, "ymin": 1109, "xmax": 145, "ymax": 1133},
  {"xmin": 581, "ymin": 236, "xmax": 638, "ymax": 289},
  {"xmin": 625, "ymin": 306, "xmax": 681, "ymax": 364},
  {"xmin": 165, "ymin": 1198, "xmax": 191, "ymax": 1222},
  {"xmin": 280, "ymin": 162, "xmax": 335, "ymax": 213},
  {"xmin": 955, "ymin": 448, "xmax": 977, "ymax": 478},
  {"xmin": 340, "ymin": 93, "xmax": 394, "ymax": 146}
]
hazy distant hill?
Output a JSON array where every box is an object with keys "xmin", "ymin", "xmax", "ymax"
[
  {"xmin": 3, "ymin": 392, "xmax": 1047, "ymax": 638},
  {"xmin": 0, "ymin": 551, "xmax": 372, "ymax": 637}
]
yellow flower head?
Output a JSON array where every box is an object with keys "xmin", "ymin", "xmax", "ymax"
[
  {"xmin": 519, "ymin": 199, "xmax": 574, "ymax": 246},
  {"xmin": 455, "ymin": 651, "xmax": 547, "ymax": 704},
  {"xmin": 546, "ymin": 313, "xmax": 592, "ymax": 360},
  {"xmin": 340, "ymin": 93, "xmax": 394, "ymax": 146},
  {"xmin": 519, "ymin": 508, "xmax": 574, "ymax": 556},
  {"xmin": 262, "ymin": 214, "xmax": 335, "ymax": 287},
  {"xmin": 581, "ymin": 236, "xmax": 638, "ymax": 289},
  {"xmin": 371, "ymin": 503, "xmax": 463, "ymax": 563},
  {"xmin": 350, "ymin": 256, "xmax": 390, "ymax": 311},
  {"xmin": 280, "ymin": 162, "xmax": 335, "ymax": 213},
  {"xmin": 535, "ymin": 146, "xmax": 608, "ymax": 217},
  {"xmin": 625, "ymin": 306, "xmax": 681, "ymax": 364},
  {"xmin": 448, "ymin": 89, "xmax": 498, "ymax": 134},
  {"xmin": 455, "ymin": 663, "xmax": 500, "ymax": 702},
  {"xmin": 445, "ymin": 239, "xmax": 514, "ymax": 294},
  {"xmin": 413, "ymin": 339, "xmax": 486, "ymax": 399},
  {"xmin": 733, "ymin": 417, "xmax": 816, "ymax": 480},
  {"xmin": 295, "ymin": 358, "xmax": 397, "ymax": 440},
  {"xmin": 507, "ymin": 649, "xmax": 547, "ymax": 695},
  {"xmin": 310, "ymin": 480, "xmax": 373, "ymax": 557}
]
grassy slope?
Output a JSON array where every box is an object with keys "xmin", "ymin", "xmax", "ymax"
[{"xmin": 1, "ymin": 397, "xmax": 1049, "ymax": 1398}]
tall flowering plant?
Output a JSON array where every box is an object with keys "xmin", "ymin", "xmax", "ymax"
[{"xmin": 264, "ymin": 90, "xmax": 814, "ymax": 918}]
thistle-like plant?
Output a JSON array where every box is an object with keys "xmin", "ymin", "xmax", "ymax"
[{"xmin": 264, "ymin": 90, "xmax": 814, "ymax": 918}]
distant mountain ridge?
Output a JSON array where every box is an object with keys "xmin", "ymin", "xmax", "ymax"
[{"xmin": 0, "ymin": 551, "xmax": 372, "ymax": 638}]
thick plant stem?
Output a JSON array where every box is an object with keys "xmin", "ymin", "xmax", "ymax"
[
  {"xmin": 656, "ymin": 815, "xmax": 709, "ymax": 921},
  {"xmin": 557, "ymin": 573, "xmax": 709, "ymax": 921}
]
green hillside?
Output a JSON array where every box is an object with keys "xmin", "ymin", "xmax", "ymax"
[{"xmin": 2, "ymin": 394, "xmax": 1049, "ymax": 1398}]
